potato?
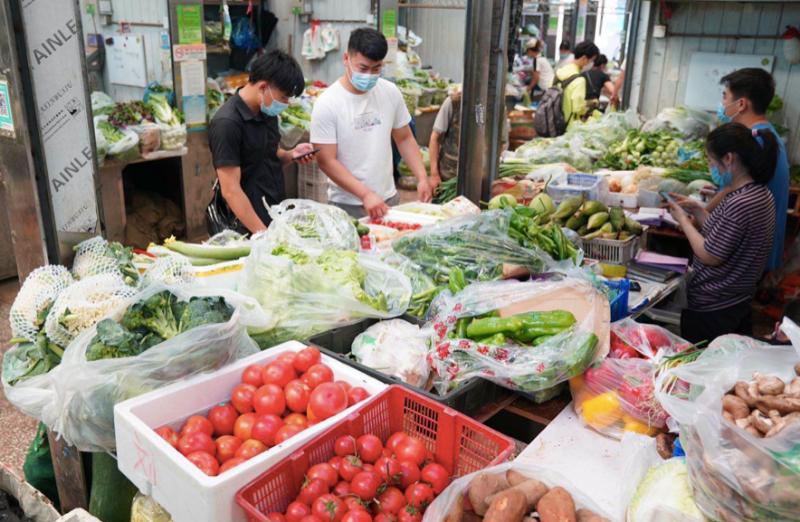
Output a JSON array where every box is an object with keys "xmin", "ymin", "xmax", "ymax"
[
  {"xmin": 488, "ymin": 479, "xmax": 548, "ymax": 511},
  {"xmin": 537, "ymin": 487, "xmax": 577, "ymax": 522},
  {"xmin": 483, "ymin": 489, "xmax": 528, "ymax": 522},
  {"xmin": 507, "ymin": 469, "xmax": 534, "ymax": 487},
  {"xmin": 469, "ymin": 473, "xmax": 510, "ymax": 516},
  {"xmin": 445, "ymin": 494, "xmax": 465, "ymax": 522},
  {"xmin": 576, "ymin": 508, "xmax": 611, "ymax": 522}
]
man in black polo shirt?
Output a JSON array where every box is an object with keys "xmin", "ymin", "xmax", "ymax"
[{"xmin": 208, "ymin": 50, "xmax": 313, "ymax": 233}]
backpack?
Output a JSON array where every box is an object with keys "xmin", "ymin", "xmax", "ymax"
[{"xmin": 533, "ymin": 73, "xmax": 583, "ymax": 138}]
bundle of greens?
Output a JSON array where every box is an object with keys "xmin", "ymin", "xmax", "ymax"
[
  {"xmin": 86, "ymin": 290, "xmax": 233, "ymax": 361},
  {"xmin": 108, "ymin": 101, "xmax": 153, "ymax": 128},
  {"xmin": 98, "ymin": 120, "xmax": 127, "ymax": 145},
  {"xmin": 433, "ymin": 177, "xmax": 457, "ymax": 204},
  {"xmin": 147, "ymin": 93, "xmax": 182, "ymax": 127}
]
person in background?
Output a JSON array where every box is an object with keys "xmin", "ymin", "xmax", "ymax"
[
  {"xmin": 208, "ymin": 50, "xmax": 314, "ymax": 234},
  {"xmin": 667, "ymin": 123, "xmax": 778, "ymax": 344},
  {"xmin": 708, "ymin": 68, "xmax": 789, "ymax": 273},
  {"xmin": 557, "ymin": 41, "xmax": 574, "ymax": 69},
  {"xmin": 429, "ymin": 86, "xmax": 462, "ymax": 185},
  {"xmin": 525, "ymin": 38, "xmax": 554, "ymax": 95},
  {"xmin": 584, "ymin": 54, "xmax": 616, "ymax": 108},
  {"xmin": 611, "ymin": 57, "xmax": 626, "ymax": 108},
  {"xmin": 311, "ymin": 28, "xmax": 432, "ymax": 219},
  {"xmin": 555, "ymin": 40, "xmax": 599, "ymax": 124}
]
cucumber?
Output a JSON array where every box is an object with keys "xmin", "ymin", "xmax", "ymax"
[{"xmin": 89, "ymin": 452, "xmax": 138, "ymax": 522}]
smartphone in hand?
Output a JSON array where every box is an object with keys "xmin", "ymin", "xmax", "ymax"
[
  {"xmin": 294, "ymin": 148, "xmax": 320, "ymax": 161},
  {"xmin": 660, "ymin": 191, "xmax": 690, "ymax": 215}
]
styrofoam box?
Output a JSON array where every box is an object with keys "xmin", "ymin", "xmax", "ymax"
[
  {"xmin": 115, "ymin": 341, "xmax": 387, "ymax": 522},
  {"xmin": 391, "ymin": 202, "xmax": 448, "ymax": 220},
  {"xmin": 191, "ymin": 259, "xmax": 245, "ymax": 290},
  {"xmin": 358, "ymin": 209, "xmax": 441, "ymax": 227}
]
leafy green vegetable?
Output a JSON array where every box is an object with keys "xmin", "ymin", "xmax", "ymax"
[
  {"xmin": 628, "ymin": 459, "xmax": 704, "ymax": 521},
  {"xmin": 146, "ymin": 93, "xmax": 181, "ymax": 127},
  {"xmin": 2, "ymin": 331, "xmax": 64, "ymax": 386},
  {"xmin": 595, "ymin": 129, "xmax": 708, "ymax": 171},
  {"xmin": 108, "ymin": 101, "xmax": 153, "ymax": 127},
  {"xmin": 433, "ymin": 177, "xmax": 457, "ymax": 204},
  {"xmin": 98, "ymin": 120, "xmax": 125, "ymax": 144}
]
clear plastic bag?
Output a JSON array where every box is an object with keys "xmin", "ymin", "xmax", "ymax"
[
  {"xmin": 90, "ymin": 91, "xmax": 114, "ymax": 115},
  {"xmin": 426, "ymin": 278, "xmax": 609, "ymax": 395},
  {"xmin": 264, "ymin": 199, "xmax": 360, "ymax": 252},
  {"xmin": 351, "ymin": 319, "xmax": 433, "ymax": 388},
  {"xmin": 9, "ymin": 265, "xmax": 74, "ymax": 343},
  {"xmin": 158, "ymin": 123, "xmax": 187, "ymax": 150},
  {"xmin": 3, "ymin": 285, "xmax": 266, "ymax": 452},
  {"xmin": 422, "ymin": 462, "xmax": 612, "ymax": 521},
  {"xmin": 641, "ymin": 106, "xmax": 712, "ymax": 140},
  {"xmin": 654, "ymin": 320, "xmax": 800, "ymax": 521},
  {"xmin": 129, "ymin": 122, "xmax": 161, "ymax": 155},
  {"xmin": 239, "ymin": 240, "xmax": 411, "ymax": 348},
  {"xmin": 94, "ymin": 115, "xmax": 139, "ymax": 158}
]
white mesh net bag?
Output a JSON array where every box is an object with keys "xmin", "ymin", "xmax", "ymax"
[
  {"xmin": 72, "ymin": 236, "xmax": 139, "ymax": 285},
  {"xmin": 10, "ymin": 266, "xmax": 74, "ymax": 342},
  {"xmin": 44, "ymin": 273, "xmax": 138, "ymax": 348},
  {"xmin": 139, "ymin": 255, "xmax": 195, "ymax": 288}
]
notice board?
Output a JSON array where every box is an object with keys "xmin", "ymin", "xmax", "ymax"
[
  {"xmin": 684, "ymin": 52, "xmax": 774, "ymax": 111},
  {"xmin": 107, "ymin": 34, "xmax": 148, "ymax": 88}
]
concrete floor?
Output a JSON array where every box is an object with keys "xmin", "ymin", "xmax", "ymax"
[{"xmin": 0, "ymin": 277, "xmax": 37, "ymax": 478}]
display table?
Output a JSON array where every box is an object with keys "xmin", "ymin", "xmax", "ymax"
[{"xmin": 516, "ymin": 403, "xmax": 626, "ymax": 519}]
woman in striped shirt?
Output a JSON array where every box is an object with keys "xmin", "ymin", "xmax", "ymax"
[{"xmin": 666, "ymin": 123, "xmax": 778, "ymax": 344}]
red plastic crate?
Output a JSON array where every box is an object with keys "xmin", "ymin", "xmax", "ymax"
[{"xmin": 235, "ymin": 385, "xmax": 515, "ymax": 521}]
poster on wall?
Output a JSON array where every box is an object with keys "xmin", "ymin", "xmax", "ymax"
[{"xmin": 20, "ymin": 0, "xmax": 98, "ymax": 233}]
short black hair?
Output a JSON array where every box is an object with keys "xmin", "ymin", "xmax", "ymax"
[
  {"xmin": 594, "ymin": 54, "xmax": 608, "ymax": 67},
  {"xmin": 560, "ymin": 41, "xmax": 571, "ymax": 51},
  {"xmin": 348, "ymin": 27, "xmax": 388, "ymax": 61},
  {"xmin": 706, "ymin": 122, "xmax": 778, "ymax": 185},
  {"xmin": 720, "ymin": 68, "xmax": 775, "ymax": 115},
  {"xmin": 574, "ymin": 41, "xmax": 600, "ymax": 60},
  {"xmin": 249, "ymin": 50, "xmax": 304, "ymax": 97}
]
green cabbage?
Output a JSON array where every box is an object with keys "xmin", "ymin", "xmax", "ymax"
[{"xmin": 627, "ymin": 458, "xmax": 705, "ymax": 522}]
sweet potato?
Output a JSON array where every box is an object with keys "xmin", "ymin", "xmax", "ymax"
[
  {"xmin": 483, "ymin": 489, "xmax": 528, "ymax": 522},
  {"xmin": 487, "ymin": 479, "xmax": 549, "ymax": 511},
  {"xmin": 506, "ymin": 469, "xmax": 534, "ymax": 487},
  {"xmin": 576, "ymin": 508, "xmax": 611, "ymax": 522},
  {"xmin": 469, "ymin": 472, "xmax": 509, "ymax": 516},
  {"xmin": 445, "ymin": 494, "xmax": 465, "ymax": 522},
  {"xmin": 537, "ymin": 487, "xmax": 576, "ymax": 522}
]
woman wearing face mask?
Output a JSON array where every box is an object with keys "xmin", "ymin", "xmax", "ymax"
[
  {"xmin": 207, "ymin": 50, "xmax": 312, "ymax": 234},
  {"xmin": 665, "ymin": 123, "xmax": 778, "ymax": 344}
]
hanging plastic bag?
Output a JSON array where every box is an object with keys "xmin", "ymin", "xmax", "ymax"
[
  {"xmin": 94, "ymin": 115, "xmax": 139, "ymax": 159},
  {"xmin": 240, "ymin": 239, "xmax": 411, "ymax": 348},
  {"xmin": 422, "ymin": 461, "xmax": 612, "ymax": 521},
  {"xmin": 263, "ymin": 199, "xmax": 360, "ymax": 252},
  {"xmin": 426, "ymin": 278, "xmax": 609, "ymax": 396},
  {"xmin": 231, "ymin": 16, "xmax": 261, "ymax": 52},
  {"xmin": 351, "ymin": 319, "xmax": 433, "ymax": 388},
  {"xmin": 301, "ymin": 23, "xmax": 325, "ymax": 60},
  {"xmin": 654, "ymin": 321, "xmax": 800, "ymax": 522},
  {"xmin": 641, "ymin": 106, "xmax": 712, "ymax": 140},
  {"xmin": 2, "ymin": 284, "xmax": 268, "ymax": 452},
  {"xmin": 90, "ymin": 91, "xmax": 114, "ymax": 115},
  {"xmin": 320, "ymin": 24, "xmax": 339, "ymax": 53}
]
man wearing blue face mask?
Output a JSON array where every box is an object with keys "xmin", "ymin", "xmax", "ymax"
[
  {"xmin": 208, "ymin": 50, "xmax": 313, "ymax": 234},
  {"xmin": 311, "ymin": 28, "xmax": 432, "ymax": 219},
  {"xmin": 708, "ymin": 68, "xmax": 789, "ymax": 272}
]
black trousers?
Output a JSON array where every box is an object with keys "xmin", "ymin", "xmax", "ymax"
[{"xmin": 680, "ymin": 299, "xmax": 753, "ymax": 345}]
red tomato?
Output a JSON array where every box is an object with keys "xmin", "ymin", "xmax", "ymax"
[
  {"xmin": 375, "ymin": 456, "xmax": 402, "ymax": 486},
  {"xmin": 297, "ymin": 478, "xmax": 330, "ymax": 505},
  {"xmin": 341, "ymin": 511, "xmax": 372, "ymax": 522},
  {"xmin": 241, "ymin": 364, "xmax": 264, "ymax": 387},
  {"xmin": 362, "ymin": 463, "xmax": 374, "ymax": 473},
  {"xmin": 397, "ymin": 461, "xmax": 421, "ymax": 490},
  {"xmin": 303, "ymin": 363, "xmax": 334, "ymax": 389},
  {"xmin": 219, "ymin": 457, "xmax": 246, "ymax": 474},
  {"xmin": 328, "ymin": 456, "xmax": 343, "ymax": 474},
  {"xmin": 342, "ymin": 497, "xmax": 368, "ymax": 513},
  {"xmin": 186, "ymin": 451, "xmax": 219, "ymax": 476},
  {"xmin": 284, "ymin": 412, "xmax": 310, "ymax": 429},
  {"xmin": 335, "ymin": 380, "xmax": 352, "ymax": 394},
  {"xmin": 300, "ymin": 516, "xmax": 323, "ymax": 522},
  {"xmin": 347, "ymin": 387, "xmax": 370, "ymax": 406},
  {"xmin": 339, "ymin": 456, "xmax": 364, "ymax": 482},
  {"xmin": 235, "ymin": 439, "xmax": 267, "ymax": 460},
  {"xmin": 262, "ymin": 360, "xmax": 297, "ymax": 387},
  {"xmin": 274, "ymin": 423, "xmax": 304, "ymax": 445},
  {"xmin": 397, "ymin": 506, "xmax": 421, "ymax": 522},
  {"xmin": 334, "ymin": 435, "xmax": 357, "ymax": 457},
  {"xmin": 294, "ymin": 347, "xmax": 322, "ymax": 373},
  {"xmin": 208, "ymin": 402, "xmax": 238, "ymax": 436},
  {"xmin": 374, "ymin": 514, "xmax": 397, "ymax": 522},
  {"xmin": 332, "ymin": 481, "xmax": 351, "ymax": 497},
  {"xmin": 234, "ymin": 413, "xmax": 257, "ymax": 441},
  {"xmin": 155, "ymin": 426, "xmax": 179, "ymax": 448},
  {"xmin": 420, "ymin": 463, "xmax": 449, "ymax": 494},
  {"xmin": 266, "ymin": 513, "xmax": 287, "ymax": 522},
  {"xmin": 377, "ymin": 486, "xmax": 406, "ymax": 515},
  {"xmin": 312, "ymin": 494, "xmax": 346, "ymax": 522},
  {"xmin": 404, "ymin": 483, "xmax": 433, "ymax": 510},
  {"xmin": 356, "ymin": 435, "xmax": 383, "ymax": 464},
  {"xmin": 307, "ymin": 462, "xmax": 339, "ymax": 489},
  {"xmin": 231, "ymin": 383, "xmax": 257, "ymax": 413},
  {"xmin": 350, "ymin": 471, "xmax": 382, "ymax": 501},
  {"xmin": 286, "ymin": 501, "xmax": 312, "ymax": 522},
  {"xmin": 277, "ymin": 351, "xmax": 298, "ymax": 366},
  {"xmin": 307, "ymin": 383, "xmax": 348, "ymax": 422},
  {"xmin": 215, "ymin": 435, "xmax": 242, "ymax": 463},
  {"xmin": 385, "ymin": 433, "xmax": 409, "ymax": 455},
  {"xmin": 253, "ymin": 384, "xmax": 286, "ymax": 416},
  {"xmin": 251, "ymin": 414, "xmax": 284, "ymax": 446},
  {"xmin": 286, "ymin": 380, "xmax": 312, "ymax": 413},
  {"xmin": 395, "ymin": 439, "xmax": 427, "ymax": 467},
  {"xmin": 180, "ymin": 415, "xmax": 214, "ymax": 438},
  {"xmin": 178, "ymin": 432, "xmax": 215, "ymax": 457}
]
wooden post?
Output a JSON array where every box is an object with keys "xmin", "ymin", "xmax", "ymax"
[{"xmin": 47, "ymin": 431, "xmax": 89, "ymax": 513}]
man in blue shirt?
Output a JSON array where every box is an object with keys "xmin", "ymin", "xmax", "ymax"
[{"xmin": 714, "ymin": 68, "xmax": 789, "ymax": 272}]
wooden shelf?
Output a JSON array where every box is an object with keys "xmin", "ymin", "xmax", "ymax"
[{"xmin": 503, "ymin": 393, "xmax": 571, "ymax": 426}]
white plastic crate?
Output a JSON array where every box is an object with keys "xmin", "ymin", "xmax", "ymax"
[
  {"xmin": 546, "ymin": 173, "xmax": 603, "ymax": 204},
  {"xmin": 601, "ymin": 190, "xmax": 639, "ymax": 209},
  {"xmin": 582, "ymin": 232, "xmax": 644, "ymax": 265},
  {"xmin": 297, "ymin": 161, "xmax": 328, "ymax": 203},
  {"xmin": 114, "ymin": 341, "xmax": 387, "ymax": 522}
]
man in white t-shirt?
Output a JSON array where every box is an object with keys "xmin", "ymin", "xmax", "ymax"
[{"xmin": 311, "ymin": 27, "xmax": 432, "ymax": 219}]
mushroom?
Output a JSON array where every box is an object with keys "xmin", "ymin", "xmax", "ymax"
[
  {"xmin": 766, "ymin": 412, "xmax": 800, "ymax": 438},
  {"xmin": 756, "ymin": 395, "xmax": 800, "ymax": 416},
  {"xmin": 786, "ymin": 377, "xmax": 800, "ymax": 398},
  {"xmin": 735, "ymin": 381, "xmax": 759, "ymax": 408},
  {"xmin": 722, "ymin": 394, "xmax": 750, "ymax": 420},
  {"xmin": 749, "ymin": 410, "xmax": 774, "ymax": 434},
  {"xmin": 754, "ymin": 372, "xmax": 785, "ymax": 396}
]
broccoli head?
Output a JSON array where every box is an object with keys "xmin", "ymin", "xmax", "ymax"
[{"xmin": 120, "ymin": 290, "xmax": 180, "ymax": 340}]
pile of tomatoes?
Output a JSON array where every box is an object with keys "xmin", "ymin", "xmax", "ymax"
[
  {"xmin": 154, "ymin": 347, "xmax": 371, "ymax": 477},
  {"xmin": 270, "ymin": 432, "xmax": 450, "ymax": 522},
  {"xmin": 368, "ymin": 219, "xmax": 422, "ymax": 232}
]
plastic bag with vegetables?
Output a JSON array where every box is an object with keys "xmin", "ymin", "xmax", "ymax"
[
  {"xmin": 94, "ymin": 115, "xmax": 139, "ymax": 159},
  {"xmin": 654, "ymin": 320, "xmax": 800, "ymax": 522},
  {"xmin": 426, "ymin": 278, "xmax": 609, "ymax": 395},
  {"xmin": 351, "ymin": 319, "xmax": 433, "ymax": 388},
  {"xmin": 263, "ymin": 199, "xmax": 360, "ymax": 252}
]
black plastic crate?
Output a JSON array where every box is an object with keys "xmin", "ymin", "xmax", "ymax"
[{"xmin": 308, "ymin": 317, "xmax": 505, "ymax": 418}]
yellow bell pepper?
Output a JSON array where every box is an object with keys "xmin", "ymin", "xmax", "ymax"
[
  {"xmin": 622, "ymin": 414, "xmax": 658, "ymax": 436},
  {"xmin": 581, "ymin": 391, "xmax": 622, "ymax": 428}
]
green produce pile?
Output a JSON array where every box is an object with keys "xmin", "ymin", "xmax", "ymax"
[
  {"xmin": 433, "ymin": 177, "xmax": 457, "ymax": 203},
  {"xmin": 279, "ymin": 103, "xmax": 311, "ymax": 130},
  {"xmin": 87, "ymin": 290, "xmax": 233, "ymax": 361},
  {"xmin": 596, "ymin": 129, "xmax": 707, "ymax": 171},
  {"xmin": 498, "ymin": 158, "xmax": 536, "ymax": 178},
  {"xmin": 207, "ymin": 87, "xmax": 225, "ymax": 119},
  {"xmin": 553, "ymin": 196, "xmax": 643, "ymax": 241},
  {"xmin": 3, "ymin": 330, "xmax": 63, "ymax": 386},
  {"xmin": 98, "ymin": 120, "xmax": 127, "ymax": 144},
  {"xmin": 108, "ymin": 101, "xmax": 153, "ymax": 128},
  {"xmin": 147, "ymin": 93, "xmax": 183, "ymax": 127},
  {"xmin": 448, "ymin": 309, "xmax": 577, "ymax": 347}
]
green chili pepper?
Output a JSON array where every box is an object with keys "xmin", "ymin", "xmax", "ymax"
[
  {"xmin": 466, "ymin": 316, "xmax": 524, "ymax": 339},
  {"xmin": 476, "ymin": 333, "xmax": 506, "ymax": 346},
  {"xmin": 455, "ymin": 317, "xmax": 469, "ymax": 339}
]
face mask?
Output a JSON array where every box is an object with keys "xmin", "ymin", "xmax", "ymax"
[
  {"xmin": 716, "ymin": 101, "xmax": 739, "ymax": 124},
  {"xmin": 711, "ymin": 165, "xmax": 733, "ymax": 188},
  {"xmin": 261, "ymin": 86, "xmax": 288, "ymax": 117},
  {"xmin": 349, "ymin": 66, "xmax": 379, "ymax": 92}
]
